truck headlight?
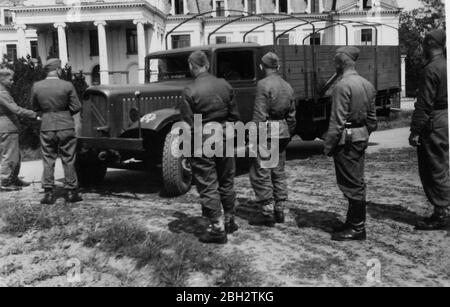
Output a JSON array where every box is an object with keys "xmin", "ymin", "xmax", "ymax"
[{"xmin": 129, "ymin": 108, "xmax": 140, "ymax": 123}]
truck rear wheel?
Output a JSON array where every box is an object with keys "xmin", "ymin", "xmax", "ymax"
[
  {"xmin": 162, "ymin": 131, "xmax": 192, "ymax": 197},
  {"xmin": 76, "ymin": 152, "xmax": 107, "ymax": 187}
]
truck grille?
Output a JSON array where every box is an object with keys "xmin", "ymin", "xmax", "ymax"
[
  {"xmin": 82, "ymin": 94, "xmax": 108, "ymax": 138},
  {"xmin": 121, "ymin": 95, "xmax": 183, "ymax": 130}
]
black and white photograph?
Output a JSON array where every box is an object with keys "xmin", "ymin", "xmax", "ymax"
[{"xmin": 0, "ymin": 0, "xmax": 448, "ymax": 291}]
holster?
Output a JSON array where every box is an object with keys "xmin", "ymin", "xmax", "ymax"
[{"xmin": 344, "ymin": 123, "xmax": 353, "ymax": 154}]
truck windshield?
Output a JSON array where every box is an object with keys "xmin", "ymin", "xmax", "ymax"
[{"xmin": 147, "ymin": 52, "xmax": 200, "ymax": 83}]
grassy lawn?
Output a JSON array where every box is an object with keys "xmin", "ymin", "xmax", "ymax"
[{"xmin": 1, "ymin": 147, "xmax": 448, "ymax": 287}]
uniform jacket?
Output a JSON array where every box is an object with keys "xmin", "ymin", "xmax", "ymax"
[
  {"xmin": 324, "ymin": 70, "xmax": 377, "ymax": 155},
  {"xmin": 252, "ymin": 72, "xmax": 297, "ymax": 139},
  {"xmin": 0, "ymin": 84, "xmax": 37, "ymax": 133},
  {"xmin": 411, "ymin": 54, "xmax": 448, "ymax": 135},
  {"xmin": 31, "ymin": 77, "xmax": 82, "ymax": 132},
  {"xmin": 178, "ymin": 72, "xmax": 240, "ymax": 126}
]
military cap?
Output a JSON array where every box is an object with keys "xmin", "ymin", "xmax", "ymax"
[
  {"xmin": 426, "ymin": 29, "xmax": 446, "ymax": 47},
  {"xmin": 261, "ymin": 52, "xmax": 280, "ymax": 69},
  {"xmin": 336, "ymin": 46, "xmax": 361, "ymax": 61},
  {"xmin": 188, "ymin": 50, "xmax": 209, "ymax": 67},
  {"xmin": 44, "ymin": 58, "xmax": 62, "ymax": 71}
]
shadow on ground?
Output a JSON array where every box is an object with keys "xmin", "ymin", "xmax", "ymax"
[
  {"xmin": 168, "ymin": 211, "xmax": 209, "ymax": 236},
  {"xmin": 78, "ymin": 169, "xmax": 162, "ymax": 198},
  {"xmin": 291, "ymin": 208, "xmax": 343, "ymax": 234},
  {"xmin": 367, "ymin": 202, "xmax": 423, "ymax": 227}
]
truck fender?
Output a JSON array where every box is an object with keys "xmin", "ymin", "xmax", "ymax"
[{"xmin": 126, "ymin": 109, "xmax": 182, "ymax": 133}]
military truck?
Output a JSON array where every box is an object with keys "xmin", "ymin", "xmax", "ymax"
[{"xmin": 77, "ymin": 41, "xmax": 401, "ymax": 196}]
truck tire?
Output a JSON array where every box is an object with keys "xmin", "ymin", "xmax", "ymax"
[
  {"xmin": 162, "ymin": 131, "xmax": 192, "ymax": 197},
  {"xmin": 76, "ymin": 152, "xmax": 107, "ymax": 187}
]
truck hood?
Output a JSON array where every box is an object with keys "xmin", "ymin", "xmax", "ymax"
[{"xmin": 83, "ymin": 80, "xmax": 192, "ymax": 100}]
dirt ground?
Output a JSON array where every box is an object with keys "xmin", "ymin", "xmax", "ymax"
[{"xmin": 0, "ymin": 145, "xmax": 449, "ymax": 287}]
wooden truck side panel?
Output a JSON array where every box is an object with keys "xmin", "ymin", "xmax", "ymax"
[{"xmin": 261, "ymin": 45, "xmax": 401, "ymax": 101}]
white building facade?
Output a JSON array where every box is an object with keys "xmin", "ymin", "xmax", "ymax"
[
  {"xmin": 0, "ymin": 0, "xmax": 37, "ymax": 63},
  {"xmin": 3, "ymin": 0, "xmax": 401, "ymax": 85}
]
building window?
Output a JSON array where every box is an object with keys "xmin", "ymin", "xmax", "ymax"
[
  {"xmin": 171, "ymin": 35, "xmax": 191, "ymax": 49},
  {"xmin": 4, "ymin": 9, "xmax": 13, "ymax": 25},
  {"xmin": 361, "ymin": 29, "xmax": 373, "ymax": 45},
  {"xmin": 363, "ymin": 0, "xmax": 372, "ymax": 10},
  {"xmin": 215, "ymin": 1, "xmax": 225, "ymax": 17},
  {"xmin": 311, "ymin": 0, "xmax": 317, "ymax": 13},
  {"xmin": 248, "ymin": 0, "xmax": 257, "ymax": 13},
  {"xmin": 6, "ymin": 44, "xmax": 17, "ymax": 61},
  {"xmin": 279, "ymin": 0, "xmax": 288, "ymax": 13},
  {"xmin": 126, "ymin": 29, "xmax": 138, "ymax": 55},
  {"xmin": 92, "ymin": 65, "xmax": 100, "ymax": 85},
  {"xmin": 30, "ymin": 41, "xmax": 38, "ymax": 59},
  {"xmin": 310, "ymin": 33, "xmax": 321, "ymax": 45},
  {"xmin": 278, "ymin": 34, "xmax": 290, "ymax": 46},
  {"xmin": 49, "ymin": 31, "xmax": 59, "ymax": 58},
  {"xmin": 174, "ymin": 0, "xmax": 184, "ymax": 15},
  {"xmin": 216, "ymin": 36, "xmax": 227, "ymax": 44},
  {"xmin": 89, "ymin": 30, "xmax": 99, "ymax": 56}
]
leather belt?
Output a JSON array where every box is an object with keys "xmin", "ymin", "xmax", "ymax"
[{"xmin": 349, "ymin": 123, "xmax": 366, "ymax": 128}]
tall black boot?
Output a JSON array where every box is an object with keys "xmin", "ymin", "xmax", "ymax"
[
  {"xmin": 41, "ymin": 189, "xmax": 56, "ymax": 205},
  {"xmin": 332, "ymin": 199, "xmax": 367, "ymax": 241},
  {"xmin": 416, "ymin": 207, "xmax": 449, "ymax": 231},
  {"xmin": 199, "ymin": 218, "xmax": 228, "ymax": 244},
  {"xmin": 66, "ymin": 190, "xmax": 83, "ymax": 203},
  {"xmin": 224, "ymin": 214, "xmax": 239, "ymax": 234},
  {"xmin": 333, "ymin": 199, "xmax": 354, "ymax": 233}
]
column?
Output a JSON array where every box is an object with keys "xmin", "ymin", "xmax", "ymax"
[
  {"xmin": 0, "ymin": 9, "xmax": 5, "ymax": 26},
  {"xmin": 401, "ymin": 54, "xmax": 407, "ymax": 98},
  {"xmin": 183, "ymin": 0, "xmax": 189, "ymax": 14},
  {"xmin": 15, "ymin": 24, "xmax": 28, "ymax": 59},
  {"xmin": 319, "ymin": 0, "xmax": 324, "ymax": 13},
  {"xmin": 256, "ymin": 0, "xmax": 261, "ymax": 14},
  {"xmin": 94, "ymin": 21, "xmax": 109, "ymax": 85},
  {"xmin": 288, "ymin": 0, "xmax": 293, "ymax": 14},
  {"xmin": 244, "ymin": 0, "xmax": 248, "ymax": 15},
  {"xmin": 212, "ymin": 0, "xmax": 217, "ymax": 17},
  {"xmin": 274, "ymin": 0, "xmax": 279, "ymax": 13},
  {"xmin": 359, "ymin": 0, "xmax": 364, "ymax": 10},
  {"xmin": 134, "ymin": 19, "xmax": 148, "ymax": 84},
  {"xmin": 170, "ymin": 0, "xmax": 176, "ymax": 15},
  {"xmin": 224, "ymin": 0, "xmax": 230, "ymax": 17},
  {"xmin": 54, "ymin": 22, "xmax": 68, "ymax": 66},
  {"xmin": 306, "ymin": 0, "xmax": 312, "ymax": 13}
]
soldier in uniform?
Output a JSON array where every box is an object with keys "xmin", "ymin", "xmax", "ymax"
[
  {"xmin": 0, "ymin": 67, "xmax": 38, "ymax": 191},
  {"xmin": 410, "ymin": 29, "xmax": 450, "ymax": 230},
  {"xmin": 249, "ymin": 52, "xmax": 297, "ymax": 227},
  {"xmin": 178, "ymin": 51, "xmax": 241, "ymax": 244},
  {"xmin": 324, "ymin": 47, "xmax": 377, "ymax": 241},
  {"xmin": 31, "ymin": 58, "xmax": 82, "ymax": 205}
]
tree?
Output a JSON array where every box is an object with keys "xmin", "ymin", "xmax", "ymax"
[{"xmin": 399, "ymin": 0, "xmax": 446, "ymax": 96}]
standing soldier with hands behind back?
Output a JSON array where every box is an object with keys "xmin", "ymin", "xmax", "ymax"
[
  {"xmin": 0, "ymin": 67, "xmax": 38, "ymax": 191},
  {"xmin": 178, "ymin": 51, "xmax": 241, "ymax": 245},
  {"xmin": 324, "ymin": 47, "xmax": 377, "ymax": 242},
  {"xmin": 410, "ymin": 29, "xmax": 450, "ymax": 231},
  {"xmin": 31, "ymin": 58, "xmax": 82, "ymax": 205}
]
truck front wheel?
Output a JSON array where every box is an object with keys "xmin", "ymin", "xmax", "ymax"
[
  {"xmin": 76, "ymin": 152, "xmax": 107, "ymax": 187},
  {"xmin": 162, "ymin": 132, "xmax": 192, "ymax": 197}
]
